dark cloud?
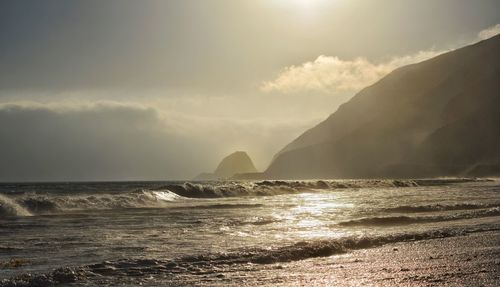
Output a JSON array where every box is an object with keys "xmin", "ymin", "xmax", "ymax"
[
  {"xmin": 0, "ymin": 100, "xmax": 318, "ymax": 181},
  {"xmin": 0, "ymin": 102, "xmax": 211, "ymax": 181}
]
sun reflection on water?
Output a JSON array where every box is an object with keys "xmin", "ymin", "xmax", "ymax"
[{"xmin": 282, "ymin": 192, "xmax": 353, "ymax": 239}]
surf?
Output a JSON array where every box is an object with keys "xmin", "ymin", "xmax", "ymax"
[{"xmin": 0, "ymin": 194, "xmax": 32, "ymax": 217}]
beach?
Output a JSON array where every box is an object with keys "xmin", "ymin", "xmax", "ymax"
[{"xmin": 1, "ymin": 179, "xmax": 499, "ymax": 286}]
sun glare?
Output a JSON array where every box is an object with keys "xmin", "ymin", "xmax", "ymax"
[
  {"xmin": 271, "ymin": 0, "xmax": 327, "ymax": 11},
  {"xmin": 293, "ymin": 0, "xmax": 322, "ymax": 7}
]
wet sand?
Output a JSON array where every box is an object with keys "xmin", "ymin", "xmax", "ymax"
[
  {"xmin": 220, "ymin": 230, "xmax": 500, "ymax": 287},
  {"xmin": 1, "ymin": 230, "xmax": 498, "ymax": 286}
]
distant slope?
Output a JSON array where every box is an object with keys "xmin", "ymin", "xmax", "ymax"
[{"xmin": 266, "ymin": 34, "xmax": 500, "ymax": 179}]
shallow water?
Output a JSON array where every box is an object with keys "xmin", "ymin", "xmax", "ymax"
[{"xmin": 1, "ymin": 179, "xmax": 499, "ymax": 286}]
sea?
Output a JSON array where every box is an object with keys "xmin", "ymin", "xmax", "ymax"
[{"xmin": 1, "ymin": 179, "xmax": 499, "ymax": 286}]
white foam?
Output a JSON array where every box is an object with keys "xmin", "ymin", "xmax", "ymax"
[
  {"xmin": 0, "ymin": 194, "xmax": 32, "ymax": 217},
  {"xmin": 150, "ymin": 190, "xmax": 182, "ymax": 202}
]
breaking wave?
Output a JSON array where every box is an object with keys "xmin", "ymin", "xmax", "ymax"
[
  {"xmin": 0, "ymin": 190, "xmax": 182, "ymax": 217},
  {"xmin": 0, "ymin": 194, "xmax": 32, "ymax": 217},
  {"xmin": 338, "ymin": 207, "xmax": 500, "ymax": 227},
  {"xmin": 158, "ymin": 178, "xmax": 483, "ymax": 198},
  {"xmin": 0, "ymin": 178, "xmax": 487, "ymax": 217},
  {"xmin": 382, "ymin": 202, "xmax": 500, "ymax": 213}
]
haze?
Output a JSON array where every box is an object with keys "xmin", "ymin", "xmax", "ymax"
[{"xmin": 1, "ymin": 0, "xmax": 500, "ymax": 181}]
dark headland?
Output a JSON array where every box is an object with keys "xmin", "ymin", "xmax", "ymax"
[{"xmin": 263, "ymin": 34, "xmax": 500, "ymax": 179}]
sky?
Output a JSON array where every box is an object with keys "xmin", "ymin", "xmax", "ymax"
[{"xmin": 1, "ymin": 0, "xmax": 500, "ymax": 181}]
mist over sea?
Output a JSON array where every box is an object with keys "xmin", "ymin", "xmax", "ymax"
[{"xmin": 1, "ymin": 179, "xmax": 499, "ymax": 286}]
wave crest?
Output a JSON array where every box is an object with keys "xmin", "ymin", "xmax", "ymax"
[
  {"xmin": 382, "ymin": 202, "xmax": 500, "ymax": 213},
  {"xmin": 160, "ymin": 178, "xmax": 481, "ymax": 198},
  {"xmin": 0, "ymin": 194, "xmax": 32, "ymax": 217},
  {"xmin": 338, "ymin": 208, "xmax": 500, "ymax": 227},
  {"xmin": 1, "ymin": 190, "xmax": 182, "ymax": 216},
  {"xmin": 0, "ymin": 178, "xmax": 486, "ymax": 216}
]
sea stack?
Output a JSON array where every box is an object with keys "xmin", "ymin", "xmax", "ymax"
[{"xmin": 195, "ymin": 151, "xmax": 258, "ymax": 180}]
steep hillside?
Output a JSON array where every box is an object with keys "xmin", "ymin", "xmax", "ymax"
[{"xmin": 266, "ymin": 35, "xmax": 500, "ymax": 178}]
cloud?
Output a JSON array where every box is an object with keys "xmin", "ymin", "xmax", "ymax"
[
  {"xmin": 0, "ymin": 101, "xmax": 213, "ymax": 181},
  {"xmin": 261, "ymin": 23, "xmax": 500, "ymax": 95},
  {"xmin": 260, "ymin": 49, "xmax": 447, "ymax": 95},
  {"xmin": 477, "ymin": 23, "xmax": 500, "ymax": 41},
  {"xmin": 0, "ymin": 100, "xmax": 319, "ymax": 181}
]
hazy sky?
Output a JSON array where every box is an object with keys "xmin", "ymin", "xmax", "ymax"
[{"xmin": 1, "ymin": 0, "xmax": 500, "ymax": 181}]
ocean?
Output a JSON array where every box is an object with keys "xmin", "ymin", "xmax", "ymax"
[{"xmin": 1, "ymin": 179, "xmax": 499, "ymax": 286}]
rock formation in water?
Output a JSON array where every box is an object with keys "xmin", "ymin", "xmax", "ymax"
[
  {"xmin": 195, "ymin": 151, "xmax": 258, "ymax": 180},
  {"xmin": 265, "ymin": 34, "xmax": 500, "ymax": 179}
]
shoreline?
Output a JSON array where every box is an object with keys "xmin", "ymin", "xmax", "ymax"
[
  {"xmin": 3, "ymin": 229, "xmax": 498, "ymax": 286},
  {"xmin": 235, "ymin": 229, "xmax": 500, "ymax": 286}
]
